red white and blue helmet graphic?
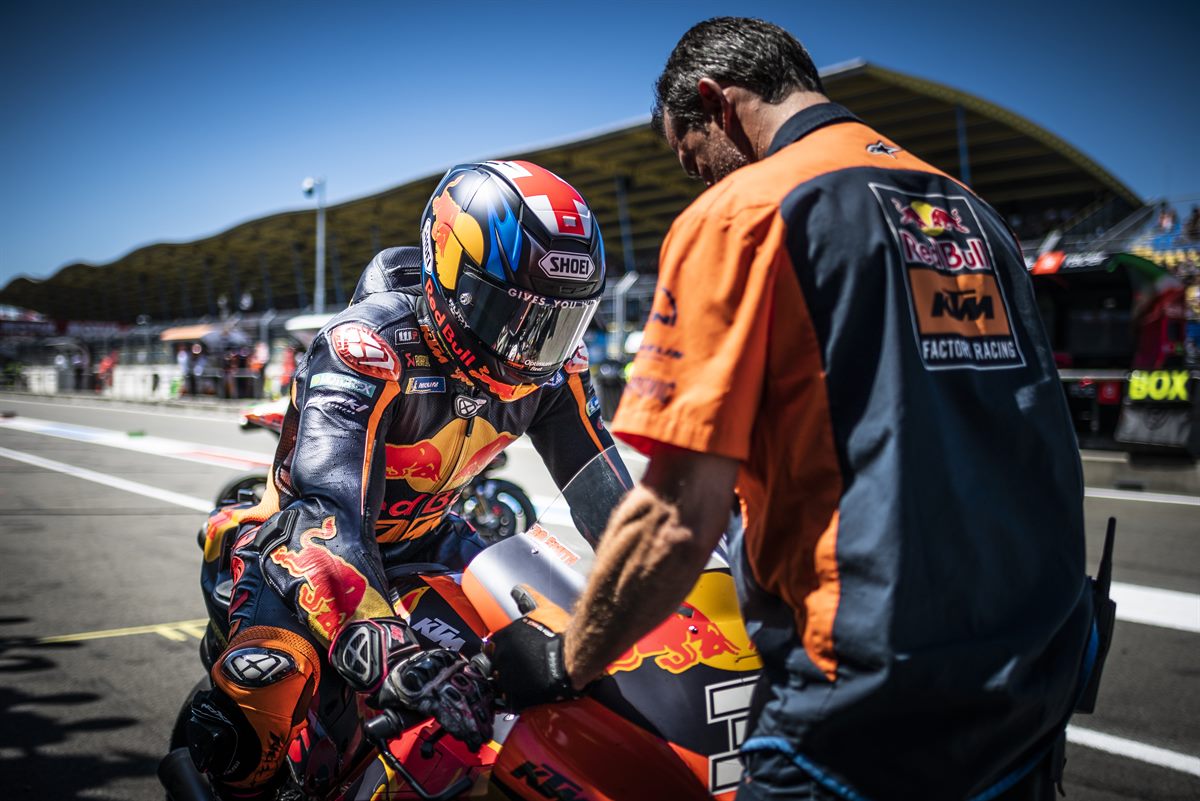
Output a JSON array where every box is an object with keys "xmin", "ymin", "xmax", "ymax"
[{"xmin": 419, "ymin": 160, "xmax": 605, "ymax": 397}]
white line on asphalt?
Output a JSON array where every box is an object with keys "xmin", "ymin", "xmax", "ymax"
[
  {"xmin": 1084, "ymin": 487, "xmax": 1200, "ymax": 506},
  {"xmin": 1111, "ymin": 582, "xmax": 1200, "ymax": 633},
  {"xmin": 1080, "ymin": 453, "xmax": 1129, "ymax": 464},
  {"xmin": 0, "ymin": 415, "xmax": 271, "ymax": 470},
  {"xmin": 0, "ymin": 396, "xmax": 236, "ymax": 424},
  {"xmin": 1067, "ymin": 725, "xmax": 1200, "ymax": 777},
  {"xmin": 0, "ymin": 445, "xmax": 214, "ymax": 512}
]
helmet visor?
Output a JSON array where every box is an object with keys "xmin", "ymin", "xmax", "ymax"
[{"xmin": 453, "ymin": 270, "xmax": 599, "ymax": 374}]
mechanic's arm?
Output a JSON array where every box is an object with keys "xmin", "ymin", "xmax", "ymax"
[{"xmin": 562, "ymin": 445, "xmax": 739, "ymax": 688}]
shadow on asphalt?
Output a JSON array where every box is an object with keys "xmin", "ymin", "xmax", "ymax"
[{"xmin": 0, "ymin": 620, "xmax": 159, "ymax": 800}]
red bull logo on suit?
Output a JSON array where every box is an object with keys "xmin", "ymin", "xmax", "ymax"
[{"xmin": 268, "ymin": 517, "xmax": 392, "ymax": 642}]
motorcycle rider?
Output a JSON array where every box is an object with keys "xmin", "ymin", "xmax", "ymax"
[{"xmin": 188, "ymin": 160, "xmax": 629, "ymax": 800}]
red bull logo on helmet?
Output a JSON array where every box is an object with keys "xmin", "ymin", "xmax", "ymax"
[
  {"xmin": 268, "ymin": 517, "xmax": 392, "ymax": 642},
  {"xmin": 608, "ymin": 572, "xmax": 760, "ymax": 675},
  {"xmin": 203, "ymin": 506, "xmax": 240, "ymax": 563},
  {"xmin": 429, "ymin": 176, "xmax": 484, "ymax": 291}
]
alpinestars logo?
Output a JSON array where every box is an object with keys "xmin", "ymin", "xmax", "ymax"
[
  {"xmin": 539, "ymin": 251, "xmax": 595, "ymax": 281},
  {"xmin": 867, "ymin": 140, "xmax": 901, "ymax": 158}
]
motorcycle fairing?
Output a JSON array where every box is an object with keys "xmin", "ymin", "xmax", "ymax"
[{"xmin": 492, "ymin": 698, "xmax": 712, "ymax": 801}]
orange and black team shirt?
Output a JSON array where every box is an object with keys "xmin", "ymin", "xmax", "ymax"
[{"xmin": 612, "ymin": 104, "xmax": 1093, "ymax": 800}]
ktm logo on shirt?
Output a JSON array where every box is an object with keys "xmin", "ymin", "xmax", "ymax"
[
  {"xmin": 910, "ymin": 271, "xmax": 1010, "ymax": 338},
  {"xmin": 931, "ymin": 288, "xmax": 994, "ymax": 321}
]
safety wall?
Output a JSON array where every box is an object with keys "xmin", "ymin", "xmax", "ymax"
[{"xmin": 109, "ymin": 365, "xmax": 181, "ymax": 400}]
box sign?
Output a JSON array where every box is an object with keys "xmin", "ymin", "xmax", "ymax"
[{"xmin": 1128, "ymin": 370, "xmax": 1190, "ymax": 403}]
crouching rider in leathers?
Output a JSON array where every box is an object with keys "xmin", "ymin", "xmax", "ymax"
[{"xmin": 188, "ymin": 160, "xmax": 630, "ymax": 800}]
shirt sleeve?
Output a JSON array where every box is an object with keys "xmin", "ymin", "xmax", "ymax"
[{"xmin": 611, "ymin": 200, "xmax": 785, "ymax": 461}]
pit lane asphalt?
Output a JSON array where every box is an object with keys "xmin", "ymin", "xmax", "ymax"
[{"xmin": 0, "ymin": 394, "xmax": 1195, "ymax": 800}]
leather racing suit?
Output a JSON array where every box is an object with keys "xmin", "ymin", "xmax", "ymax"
[{"xmin": 193, "ymin": 249, "xmax": 627, "ymax": 794}]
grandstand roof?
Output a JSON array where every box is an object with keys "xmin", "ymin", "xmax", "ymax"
[{"xmin": 2, "ymin": 60, "xmax": 1142, "ymax": 324}]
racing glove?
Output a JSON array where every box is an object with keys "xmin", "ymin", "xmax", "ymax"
[
  {"xmin": 330, "ymin": 617, "xmax": 494, "ymax": 752},
  {"xmin": 485, "ymin": 585, "xmax": 580, "ymax": 711}
]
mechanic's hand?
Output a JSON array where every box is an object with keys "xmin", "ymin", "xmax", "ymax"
[
  {"xmin": 485, "ymin": 585, "xmax": 580, "ymax": 711},
  {"xmin": 377, "ymin": 649, "xmax": 495, "ymax": 752}
]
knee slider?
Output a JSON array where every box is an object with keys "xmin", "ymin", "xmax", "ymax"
[{"xmin": 207, "ymin": 626, "xmax": 321, "ymax": 788}]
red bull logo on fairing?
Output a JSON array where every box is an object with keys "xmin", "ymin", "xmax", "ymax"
[{"xmin": 608, "ymin": 572, "xmax": 760, "ymax": 675}]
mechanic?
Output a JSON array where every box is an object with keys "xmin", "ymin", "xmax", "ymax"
[
  {"xmin": 188, "ymin": 160, "xmax": 630, "ymax": 800},
  {"xmin": 488, "ymin": 18, "xmax": 1097, "ymax": 801}
]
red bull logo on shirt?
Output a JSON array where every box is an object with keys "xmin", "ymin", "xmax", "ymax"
[
  {"xmin": 891, "ymin": 197, "xmax": 970, "ymax": 236},
  {"xmin": 873, "ymin": 184, "xmax": 1025, "ymax": 371}
]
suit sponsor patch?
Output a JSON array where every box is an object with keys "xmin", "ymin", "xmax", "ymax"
[
  {"xmin": 871, "ymin": 184, "xmax": 1025, "ymax": 371},
  {"xmin": 395, "ymin": 328, "xmax": 421, "ymax": 345},
  {"xmin": 406, "ymin": 376, "xmax": 445, "ymax": 395},
  {"xmin": 305, "ymin": 393, "xmax": 370, "ymax": 416},
  {"xmin": 310, "ymin": 372, "xmax": 376, "ymax": 398},
  {"xmin": 331, "ymin": 323, "xmax": 401, "ymax": 380}
]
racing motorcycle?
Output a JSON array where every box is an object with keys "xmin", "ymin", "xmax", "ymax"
[
  {"xmin": 215, "ymin": 399, "xmax": 537, "ymax": 544},
  {"xmin": 161, "ymin": 446, "xmax": 763, "ymax": 800}
]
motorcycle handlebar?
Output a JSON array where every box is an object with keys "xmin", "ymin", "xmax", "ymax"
[
  {"xmin": 362, "ymin": 708, "xmax": 404, "ymax": 741},
  {"xmin": 362, "ymin": 709, "xmax": 474, "ymax": 800}
]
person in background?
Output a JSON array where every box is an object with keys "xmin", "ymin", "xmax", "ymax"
[{"xmin": 177, "ymin": 345, "xmax": 191, "ymax": 397}]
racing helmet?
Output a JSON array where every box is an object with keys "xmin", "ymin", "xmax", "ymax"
[{"xmin": 419, "ymin": 160, "xmax": 605, "ymax": 401}]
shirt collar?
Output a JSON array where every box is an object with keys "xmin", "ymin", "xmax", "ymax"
[{"xmin": 765, "ymin": 102, "xmax": 862, "ymax": 157}]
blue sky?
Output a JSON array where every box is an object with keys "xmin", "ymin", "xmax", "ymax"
[{"xmin": 2, "ymin": 1, "xmax": 1197, "ymax": 287}]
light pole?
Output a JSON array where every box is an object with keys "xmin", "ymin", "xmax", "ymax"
[{"xmin": 302, "ymin": 176, "xmax": 326, "ymax": 313}]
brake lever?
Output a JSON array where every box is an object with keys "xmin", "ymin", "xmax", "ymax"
[{"xmin": 362, "ymin": 711, "xmax": 474, "ymax": 801}]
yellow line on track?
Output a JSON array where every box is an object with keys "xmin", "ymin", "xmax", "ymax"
[{"xmin": 36, "ymin": 618, "xmax": 210, "ymax": 644}]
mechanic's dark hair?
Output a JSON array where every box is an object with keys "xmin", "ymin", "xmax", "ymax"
[{"xmin": 652, "ymin": 17, "xmax": 824, "ymax": 138}]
